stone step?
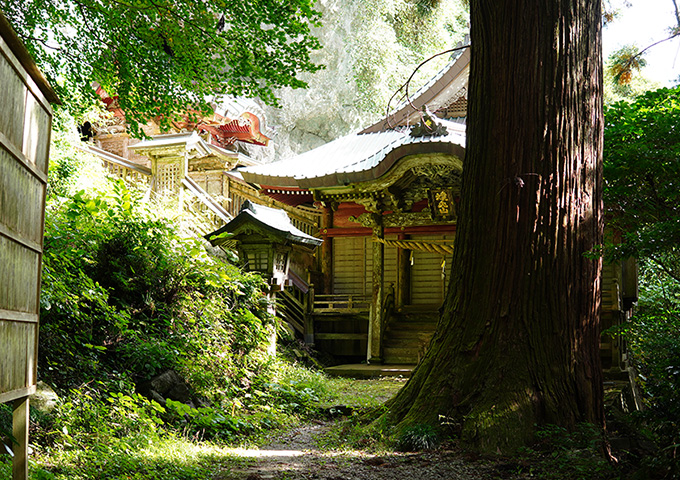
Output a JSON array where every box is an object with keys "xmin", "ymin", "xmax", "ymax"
[
  {"xmin": 387, "ymin": 321, "xmax": 437, "ymax": 332},
  {"xmin": 383, "ymin": 336, "xmax": 431, "ymax": 349},
  {"xmin": 383, "ymin": 335, "xmax": 432, "ymax": 347},
  {"xmin": 324, "ymin": 364, "xmax": 414, "ymax": 378},
  {"xmin": 381, "ymin": 313, "xmax": 437, "ymax": 365},
  {"xmin": 383, "ymin": 347, "xmax": 422, "ymax": 364},
  {"xmin": 393, "ymin": 313, "xmax": 439, "ymax": 323}
]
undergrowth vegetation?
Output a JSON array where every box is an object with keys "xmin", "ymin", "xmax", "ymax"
[
  {"xmin": 0, "ymin": 146, "xmax": 357, "ymax": 479},
  {"xmin": 605, "ymin": 260, "xmax": 680, "ymax": 478}
]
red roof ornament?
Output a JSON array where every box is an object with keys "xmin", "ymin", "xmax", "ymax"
[{"xmin": 199, "ymin": 111, "xmax": 270, "ymax": 148}]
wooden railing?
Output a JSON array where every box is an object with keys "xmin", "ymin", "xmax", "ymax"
[
  {"xmin": 276, "ymin": 289, "xmax": 307, "ymax": 335},
  {"xmin": 84, "ymin": 145, "xmax": 321, "ymax": 238},
  {"xmin": 83, "ymin": 145, "xmax": 152, "ymax": 184},
  {"xmin": 182, "ymin": 177, "xmax": 231, "ymax": 223},
  {"xmin": 312, "ymin": 294, "xmax": 371, "ymax": 314}
]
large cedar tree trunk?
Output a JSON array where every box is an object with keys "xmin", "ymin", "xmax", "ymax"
[{"xmin": 384, "ymin": 0, "xmax": 604, "ymax": 453}]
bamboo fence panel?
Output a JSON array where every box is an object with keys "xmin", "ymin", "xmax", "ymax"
[
  {"xmin": 0, "ymin": 12, "xmax": 56, "ymax": 408},
  {"xmin": 0, "ymin": 12, "xmax": 58, "ymax": 479}
]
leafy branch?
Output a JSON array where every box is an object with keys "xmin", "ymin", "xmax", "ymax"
[{"xmin": 608, "ymin": 0, "xmax": 680, "ymax": 85}]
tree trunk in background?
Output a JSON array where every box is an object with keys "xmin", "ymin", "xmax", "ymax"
[{"xmin": 384, "ymin": 0, "xmax": 604, "ymax": 453}]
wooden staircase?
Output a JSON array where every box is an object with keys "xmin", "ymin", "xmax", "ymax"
[{"xmin": 382, "ymin": 310, "xmax": 439, "ymax": 364}]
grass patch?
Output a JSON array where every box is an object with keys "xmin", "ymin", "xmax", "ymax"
[
  {"xmin": 319, "ymin": 376, "xmax": 406, "ymax": 409},
  {"xmin": 16, "ymin": 436, "xmax": 252, "ymax": 480}
]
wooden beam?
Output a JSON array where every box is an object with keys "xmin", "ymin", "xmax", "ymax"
[
  {"xmin": 383, "ymin": 211, "xmax": 456, "ymax": 228},
  {"xmin": 0, "ymin": 310, "xmax": 38, "ymax": 324},
  {"xmin": 323, "ymin": 225, "xmax": 457, "ymax": 238},
  {"xmin": 312, "ymin": 308, "xmax": 370, "ymax": 315},
  {"xmin": 0, "ymin": 385, "xmax": 35, "ymax": 405},
  {"xmin": 0, "ymin": 129, "xmax": 48, "ymax": 183}
]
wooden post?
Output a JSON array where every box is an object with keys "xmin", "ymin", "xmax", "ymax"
[
  {"xmin": 368, "ymin": 223, "xmax": 384, "ymax": 363},
  {"xmin": 12, "ymin": 396, "xmax": 29, "ymax": 480},
  {"xmin": 304, "ymin": 284, "xmax": 315, "ymax": 345},
  {"xmin": 175, "ymin": 152, "xmax": 188, "ymax": 212},
  {"xmin": 320, "ymin": 205, "xmax": 333, "ymax": 294},
  {"xmin": 396, "ymin": 233, "xmax": 411, "ymax": 309}
]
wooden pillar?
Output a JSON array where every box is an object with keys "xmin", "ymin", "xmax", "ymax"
[
  {"xmin": 320, "ymin": 204, "xmax": 333, "ymax": 294},
  {"xmin": 177, "ymin": 152, "xmax": 188, "ymax": 210},
  {"xmin": 368, "ymin": 223, "xmax": 384, "ymax": 363},
  {"xmin": 12, "ymin": 396, "xmax": 29, "ymax": 480},
  {"xmin": 396, "ymin": 233, "xmax": 411, "ymax": 309},
  {"xmin": 304, "ymin": 284, "xmax": 315, "ymax": 345}
]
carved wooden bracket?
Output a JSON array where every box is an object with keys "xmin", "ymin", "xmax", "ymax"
[
  {"xmin": 348, "ymin": 212, "xmax": 382, "ymax": 230},
  {"xmin": 354, "ymin": 195, "xmax": 382, "ymax": 213},
  {"xmin": 411, "ymin": 164, "xmax": 457, "ymax": 181}
]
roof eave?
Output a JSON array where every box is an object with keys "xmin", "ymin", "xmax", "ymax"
[
  {"xmin": 240, "ymin": 171, "xmax": 299, "ymax": 188},
  {"xmin": 206, "ymin": 210, "xmax": 322, "ymax": 248}
]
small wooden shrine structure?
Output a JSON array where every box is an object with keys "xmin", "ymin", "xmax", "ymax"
[
  {"xmin": 0, "ymin": 11, "xmax": 60, "ymax": 480},
  {"xmin": 208, "ymin": 200, "xmax": 322, "ymax": 291}
]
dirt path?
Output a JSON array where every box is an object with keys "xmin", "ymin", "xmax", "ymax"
[{"xmin": 214, "ymin": 419, "xmax": 517, "ymax": 480}]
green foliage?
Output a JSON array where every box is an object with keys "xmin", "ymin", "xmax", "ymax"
[
  {"xmin": 607, "ymin": 260, "xmax": 680, "ymax": 475},
  {"xmin": 606, "ymin": 45, "xmax": 647, "ymax": 87},
  {"xmin": 603, "ymin": 48, "xmax": 661, "ymax": 104},
  {"xmin": 40, "ymin": 177, "xmax": 275, "ymax": 399},
  {"xmin": 603, "ymin": 82, "xmax": 680, "ymax": 476},
  {"xmin": 397, "ymin": 423, "xmax": 439, "ymax": 451},
  {"xmin": 0, "ymin": 0, "xmax": 323, "ymax": 135},
  {"xmin": 518, "ymin": 424, "xmax": 614, "ymax": 480},
  {"xmin": 603, "ymin": 86, "xmax": 680, "ymax": 280},
  {"xmin": 24, "ymin": 434, "xmax": 225, "ymax": 479},
  {"xmin": 350, "ymin": 0, "xmax": 468, "ymax": 115}
]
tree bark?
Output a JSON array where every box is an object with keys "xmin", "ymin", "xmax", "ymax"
[{"xmin": 384, "ymin": 0, "xmax": 604, "ymax": 453}]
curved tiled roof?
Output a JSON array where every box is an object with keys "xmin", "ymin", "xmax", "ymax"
[{"xmin": 241, "ymin": 120, "xmax": 466, "ymax": 189}]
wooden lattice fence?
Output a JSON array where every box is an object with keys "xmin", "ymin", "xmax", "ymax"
[{"xmin": 0, "ymin": 12, "xmax": 59, "ymax": 480}]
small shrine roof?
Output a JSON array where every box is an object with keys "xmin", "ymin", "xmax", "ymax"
[
  {"xmin": 240, "ymin": 120, "xmax": 466, "ymax": 189},
  {"xmin": 208, "ymin": 200, "xmax": 322, "ymax": 247},
  {"xmin": 130, "ymin": 132, "xmax": 212, "ymax": 155}
]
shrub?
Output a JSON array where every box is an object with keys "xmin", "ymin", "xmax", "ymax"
[
  {"xmin": 609, "ymin": 260, "xmax": 680, "ymax": 476},
  {"xmin": 397, "ymin": 423, "xmax": 439, "ymax": 451},
  {"xmin": 518, "ymin": 423, "xmax": 613, "ymax": 480}
]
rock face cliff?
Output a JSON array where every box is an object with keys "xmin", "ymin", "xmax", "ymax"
[{"xmin": 251, "ymin": 0, "xmax": 469, "ymax": 163}]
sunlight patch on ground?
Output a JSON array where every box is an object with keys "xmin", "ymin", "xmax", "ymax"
[
  {"xmin": 224, "ymin": 447, "xmax": 370, "ymax": 459},
  {"xmin": 226, "ymin": 448, "xmax": 307, "ymax": 458}
]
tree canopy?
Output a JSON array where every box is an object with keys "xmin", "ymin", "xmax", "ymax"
[
  {"xmin": 1, "ymin": 0, "xmax": 323, "ymax": 134},
  {"xmin": 604, "ymin": 86, "xmax": 680, "ymax": 281}
]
